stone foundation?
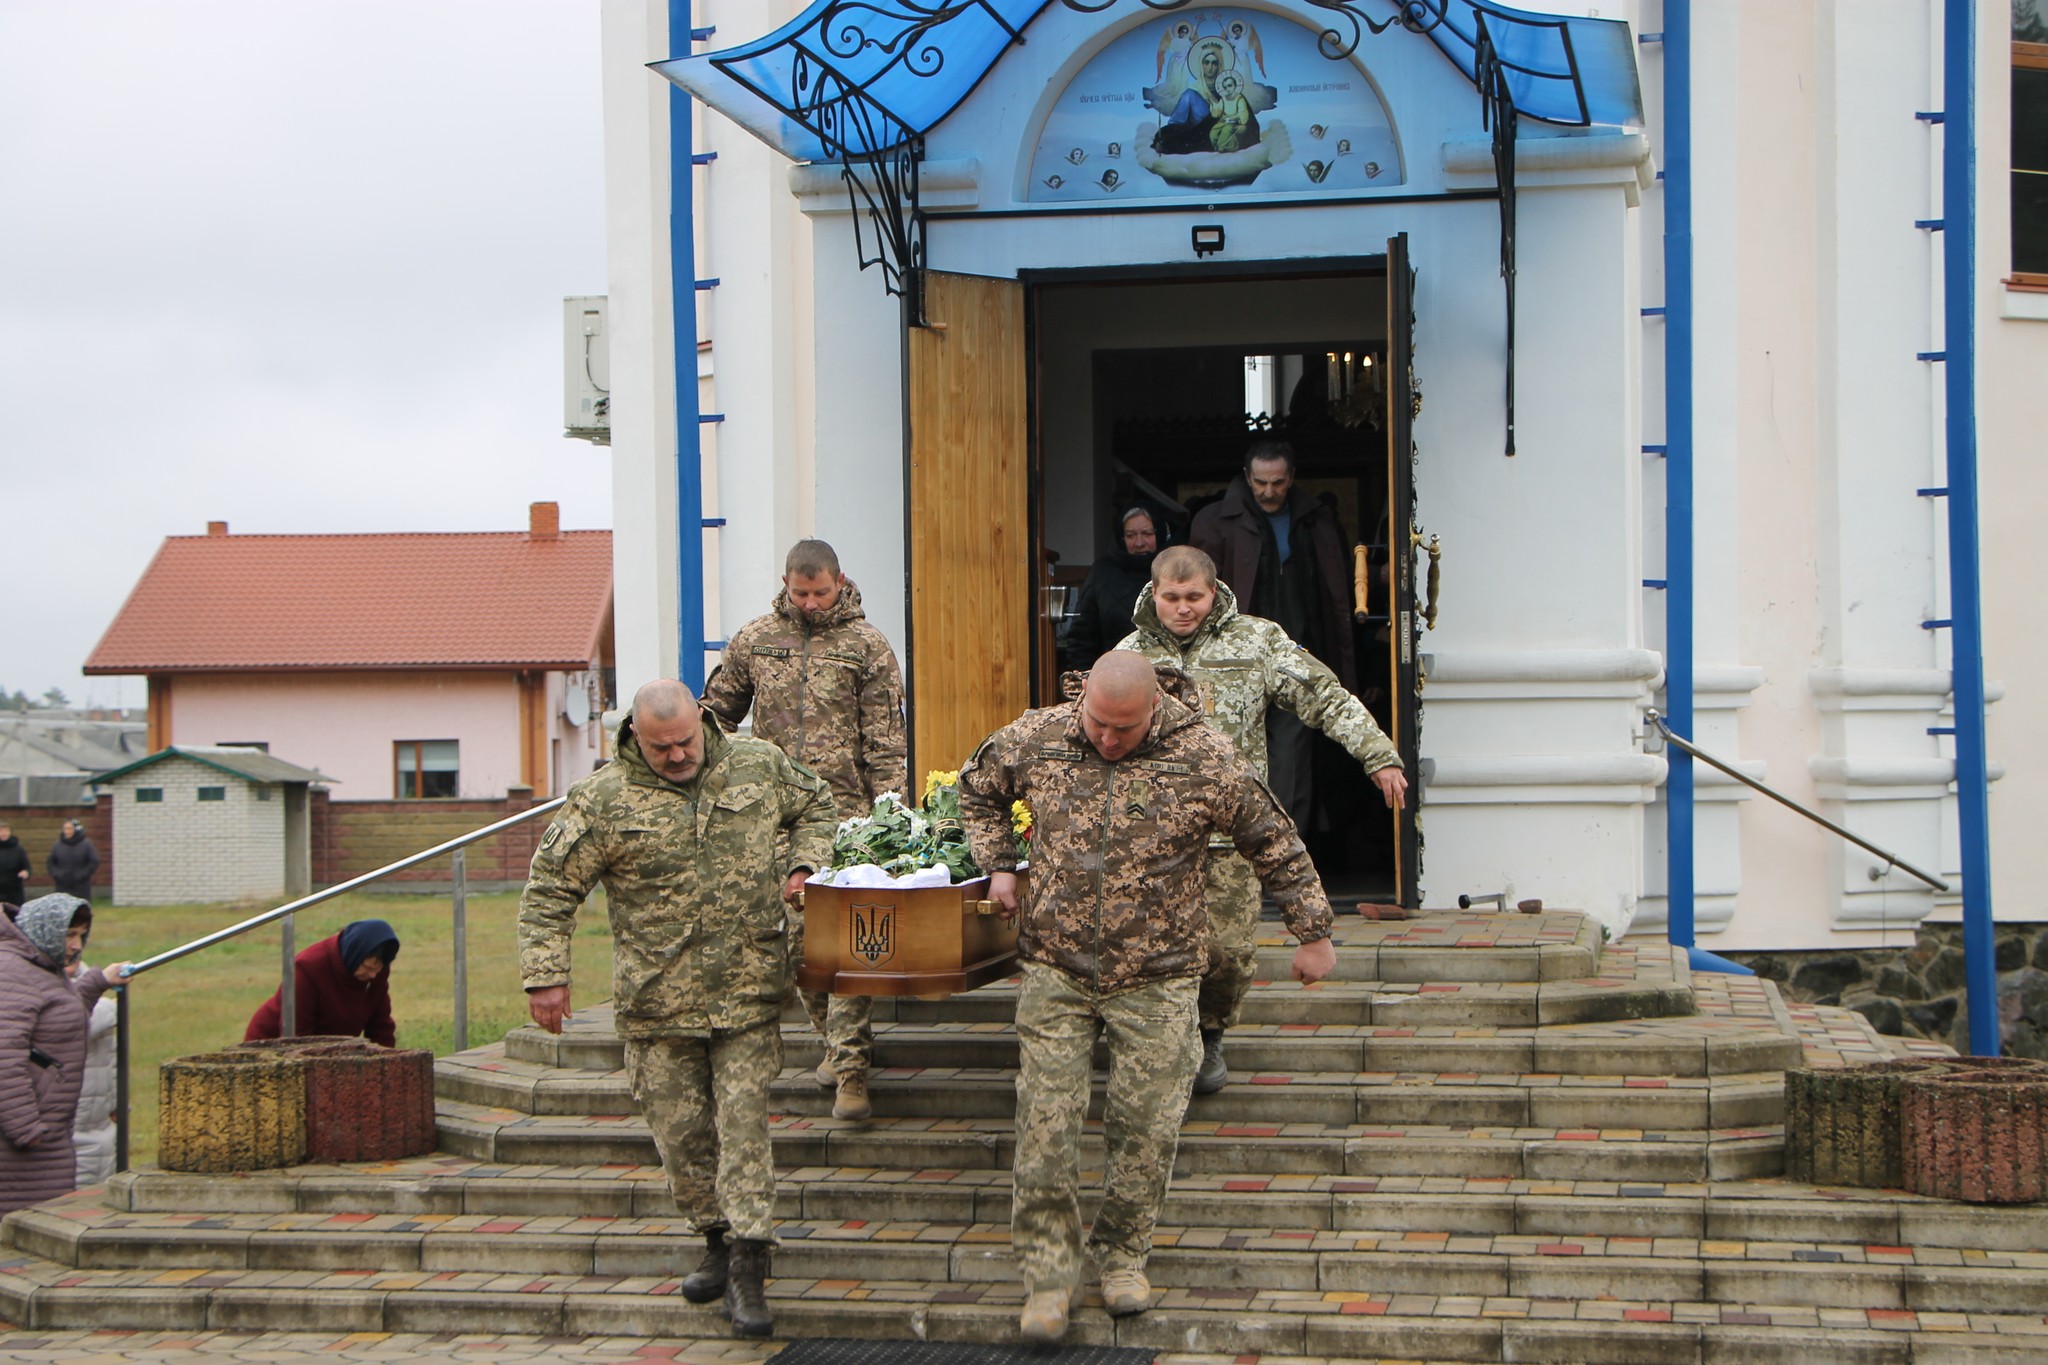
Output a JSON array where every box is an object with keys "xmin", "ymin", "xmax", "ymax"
[{"xmin": 1724, "ymin": 922, "xmax": 2048, "ymax": 1060}]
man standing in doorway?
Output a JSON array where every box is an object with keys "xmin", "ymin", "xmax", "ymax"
[
  {"xmin": 1120, "ymin": 546, "xmax": 1405, "ymax": 1093},
  {"xmin": 520, "ymin": 679, "xmax": 835, "ymax": 1338},
  {"xmin": 958, "ymin": 651, "xmax": 1335, "ymax": 1343},
  {"xmin": 703, "ymin": 540, "xmax": 908, "ymax": 1123},
  {"xmin": 1190, "ymin": 439, "xmax": 1359, "ymax": 830}
]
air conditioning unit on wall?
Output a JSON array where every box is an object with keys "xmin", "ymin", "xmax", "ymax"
[{"xmin": 563, "ymin": 296, "xmax": 610, "ymax": 445}]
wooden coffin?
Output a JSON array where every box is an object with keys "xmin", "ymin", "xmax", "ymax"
[{"xmin": 797, "ymin": 872, "xmax": 1023, "ymax": 998}]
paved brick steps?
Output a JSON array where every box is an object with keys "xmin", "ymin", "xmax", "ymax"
[
  {"xmin": 502, "ymin": 1016, "xmax": 1803, "ymax": 1079},
  {"xmin": 2, "ymin": 1254, "xmax": 2044, "ymax": 1363},
  {"xmin": 435, "ymin": 1052, "xmax": 1786, "ymax": 1130},
  {"xmin": 95, "ymin": 1164, "xmax": 2048, "ymax": 1251},
  {"xmin": 12, "ymin": 1201, "xmax": 2048, "ymax": 1317},
  {"xmin": 430, "ymin": 1096, "xmax": 1786, "ymax": 1182}
]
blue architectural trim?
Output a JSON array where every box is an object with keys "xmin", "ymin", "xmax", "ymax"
[
  {"xmin": 670, "ymin": 0, "xmax": 707, "ymax": 691},
  {"xmin": 1944, "ymin": 0, "xmax": 1999, "ymax": 1055},
  {"xmin": 1662, "ymin": 1, "xmax": 1700, "ymax": 960}
]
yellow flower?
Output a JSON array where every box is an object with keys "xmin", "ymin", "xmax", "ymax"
[
  {"xmin": 923, "ymin": 769, "xmax": 961, "ymax": 800},
  {"xmin": 1011, "ymin": 800, "xmax": 1033, "ymax": 836}
]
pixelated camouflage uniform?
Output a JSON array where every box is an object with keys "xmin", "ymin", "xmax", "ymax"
[
  {"xmin": 958, "ymin": 664, "xmax": 1331, "ymax": 1291},
  {"xmin": 703, "ymin": 579, "xmax": 907, "ymax": 1082},
  {"xmin": 519, "ymin": 707, "xmax": 834, "ymax": 1242},
  {"xmin": 1118, "ymin": 582, "xmax": 1401, "ymax": 1028}
]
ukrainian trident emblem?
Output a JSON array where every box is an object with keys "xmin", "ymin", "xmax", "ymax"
[{"xmin": 850, "ymin": 902, "xmax": 896, "ymax": 968}]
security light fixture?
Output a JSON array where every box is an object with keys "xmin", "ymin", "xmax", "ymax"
[{"xmin": 1191, "ymin": 224, "xmax": 1225, "ymax": 258}]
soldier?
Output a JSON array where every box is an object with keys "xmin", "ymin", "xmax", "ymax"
[
  {"xmin": 1119, "ymin": 545, "xmax": 1406, "ymax": 1093},
  {"xmin": 703, "ymin": 539, "xmax": 907, "ymax": 1122},
  {"xmin": 958, "ymin": 651, "xmax": 1335, "ymax": 1343},
  {"xmin": 519, "ymin": 679, "xmax": 834, "ymax": 1339}
]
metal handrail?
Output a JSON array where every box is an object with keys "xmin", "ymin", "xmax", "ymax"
[
  {"xmin": 112, "ymin": 795, "xmax": 565, "ymax": 1173},
  {"xmin": 1645, "ymin": 709, "xmax": 1950, "ymax": 893}
]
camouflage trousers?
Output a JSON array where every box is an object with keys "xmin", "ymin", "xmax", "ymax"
[
  {"xmin": 623, "ymin": 1021, "xmax": 782, "ymax": 1243},
  {"xmin": 1010, "ymin": 962, "xmax": 1200, "ymax": 1293},
  {"xmin": 788, "ymin": 905, "xmax": 874, "ymax": 1078},
  {"xmin": 1198, "ymin": 851, "xmax": 1262, "ymax": 1030}
]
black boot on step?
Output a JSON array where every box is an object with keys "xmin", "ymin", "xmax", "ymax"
[
  {"xmin": 1193, "ymin": 1027, "xmax": 1228, "ymax": 1095},
  {"xmin": 725, "ymin": 1237, "xmax": 774, "ymax": 1337},
  {"xmin": 679, "ymin": 1227, "xmax": 728, "ymax": 1304}
]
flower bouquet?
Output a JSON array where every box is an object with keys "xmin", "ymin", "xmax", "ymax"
[{"xmin": 809, "ymin": 771, "xmax": 1029, "ymax": 887}]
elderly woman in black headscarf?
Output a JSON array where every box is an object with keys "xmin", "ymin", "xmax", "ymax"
[
  {"xmin": 1062, "ymin": 504, "xmax": 1165, "ymax": 672},
  {"xmin": 244, "ymin": 918, "xmax": 401, "ymax": 1047}
]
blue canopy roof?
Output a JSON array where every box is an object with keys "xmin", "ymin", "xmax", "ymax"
[{"xmin": 655, "ymin": 1, "xmax": 1642, "ymax": 164}]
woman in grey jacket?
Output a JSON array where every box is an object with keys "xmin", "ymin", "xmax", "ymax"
[{"xmin": 0, "ymin": 895, "xmax": 129, "ymax": 1214}]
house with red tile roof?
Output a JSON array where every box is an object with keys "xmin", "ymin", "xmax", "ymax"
[{"xmin": 85, "ymin": 503, "xmax": 614, "ymax": 802}]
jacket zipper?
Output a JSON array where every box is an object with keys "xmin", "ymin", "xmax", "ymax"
[
  {"xmin": 1092, "ymin": 766, "xmax": 1115, "ymax": 991},
  {"xmin": 796, "ymin": 625, "xmax": 812, "ymax": 757}
]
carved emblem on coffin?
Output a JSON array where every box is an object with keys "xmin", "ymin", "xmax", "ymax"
[{"xmin": 849, "ymin": 903, "xmax": 896, "ymax": 968}]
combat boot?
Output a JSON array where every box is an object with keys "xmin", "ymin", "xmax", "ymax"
[
  {"xmin": 1192, "ymin": 1026, "xmax": 1228, "ymax": 1095},
  {"xmin": 1018, "ymin": 1285, "xmax": 1071, "ymax": 1342},
  {"xmin": 833, "ymin": 1070, "xmax": 872, "ymax": 1121},
  {"xmin": 724, "ymin": 1237, "xmax": 773, "ymax": 1337},
  {"xmin": 678, "ymin": 1227, "xmax": 728, "ymax": 1303},
  {"xmin": 813, "ymin": 1058, "xmax": 835, "ymax": 1088}
]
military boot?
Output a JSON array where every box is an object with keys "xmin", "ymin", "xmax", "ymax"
[
  {"xmin": 1192, "ymin": 1026, "xmax": 1228, "ymax": 1095},
  {"xmin": 724, "ymin": 1237, "xmax": 774, "ymax": 1337},
  {"xmin": 678, "ymin": 1227, "xmax": 728, "ymax": 1304},
  {"xmin": 832, "ymin": 1070, "xmax": 872, "ymax": 1121}
]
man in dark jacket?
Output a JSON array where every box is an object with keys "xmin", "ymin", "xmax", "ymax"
[
  {"xmin": 46, "ymin": 821, "xmax": 100, "ymax": 902},
  {"xmin": 1189, "ymin": 440, "xmax": 1358, "ymax": 825},
  {"xmin": 0, "ymin": 823, "xmax": 29, "ymax": 906}
]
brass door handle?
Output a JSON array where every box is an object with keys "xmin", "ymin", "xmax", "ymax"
[{"xmin": 1409, "ymin": 531, "xmax": 1442, "ymax": 631}]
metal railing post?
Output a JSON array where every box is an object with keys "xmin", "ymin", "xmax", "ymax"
[
  {"xmin": 280, "ymin": 913, "xmax": 296, "ymax": 1039},
  {"xmin": 452, "ymin": 848, "xmax": 469, "ymax": 1053},
  {"xmin": 114, "ymin": 984, "xmax": 130, "ymax": 1174}
]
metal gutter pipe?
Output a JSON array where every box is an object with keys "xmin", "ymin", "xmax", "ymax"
[
  {"xmin": 670, "ymin": 0, "xmax": 707, "ymax": 690},
  {"xmin": 1944, "ymin": 0, "xmax": 2000, "ymax": 1054}
]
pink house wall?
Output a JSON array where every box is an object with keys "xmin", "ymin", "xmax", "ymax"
[{"xmin": 169, "ymin": 672, "xmax": 525, "ymax": 799}]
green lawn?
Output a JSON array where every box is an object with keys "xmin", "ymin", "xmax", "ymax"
[{"xmin": 85, "ymin": 890, "xmax": 617, "ymax": 1167}]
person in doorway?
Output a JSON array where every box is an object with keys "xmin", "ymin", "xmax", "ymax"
[
  {"xmin": 520, "ymin": 679, "xmax": 835, "ymax": 1338},
  {"xmin": 702, "ymin": 539, "xmax": 907, "ymax": 1123},
  {"xmin": 957, "ymin": 651, "xmax": 1335, "ymax": 1342},
  {"xmin": 1189, "ymin": 439, "xmax": 1360, "ymax": 832},
  {"xmin": 0, "ymin": 822, "xmax": 29, "ymax": 906},
  {"xmin": 46, "ymin": 820, "xmax": 100, "ymax": 902},
  {"xmin": 1062, "ymin": 505, "xmax": 1163, "ymax": 672},
  {"xmin": 242, "ymin": 919, "xmax": 400, "ymax": 1047},
  {"xmin": 1118, "ymin": 546, "xmax": 1405, "ymax": 1093},
  {"xmin": 0, "ymin": 894, "xmax": 132, "ymax": 1216}
]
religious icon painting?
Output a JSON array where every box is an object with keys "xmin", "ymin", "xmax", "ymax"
[{"xmin": 1027, "ymin": 7, "xmax": 1402, "ymax": 203}]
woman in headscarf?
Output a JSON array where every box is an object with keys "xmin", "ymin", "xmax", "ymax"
[
  {"xmin": 1, "ymin": 894, "xmax": 130, "ymax": 1214},
  {"xmin": 1061, "ymin": 504, "xmax": 1164, "ymax": 672},
  {"xmin": 244, "ymin": 918, "xmax": 401, "ymax": 1047}
]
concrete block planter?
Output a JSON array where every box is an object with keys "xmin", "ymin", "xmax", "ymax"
[
  {"xmin": 158, "ymin": 1052, "xmax": 309, "ymax": 1173},
  {"xmin": 236, "ymin": 1037, "xmax": 438, "ymax": 1162},
  {"xmin": 1783, "ymin": 1059, "xmax": 1954, "ymax": 1188},
  {"xmin": 1901, "ymin": 1062, "xmax": 2048, "ymax": 1203}
]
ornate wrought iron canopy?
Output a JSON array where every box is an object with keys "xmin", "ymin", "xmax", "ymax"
[{"xmin": 657, "ymin": 1, "xmax": 1640, "ymax": 437}]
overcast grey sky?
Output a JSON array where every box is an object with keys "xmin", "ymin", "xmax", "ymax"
[{"xmin": 1, "ymin": 0, "xmax": 609, "ymax": 709}]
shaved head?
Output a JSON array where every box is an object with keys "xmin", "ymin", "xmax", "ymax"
[
  {"xmin": 632, "ymin": 678, "xmax": 697, "ymax": 721},
  {"xmin": 1078, "ymin": 652, "xmax": 1161, "ymax": 762}
]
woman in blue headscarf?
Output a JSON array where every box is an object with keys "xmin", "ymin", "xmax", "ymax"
[{"xmin": 244, "ymin": 918, "xmax": 401, "ymax": 1046}]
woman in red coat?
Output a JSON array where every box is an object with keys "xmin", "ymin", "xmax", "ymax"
[{"xmin": 244, "ymin": 919, "xmax": 400, "ymax": 1047}]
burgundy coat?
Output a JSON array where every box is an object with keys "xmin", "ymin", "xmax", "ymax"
[
  {"xmin": 244, "ymin": 933, "xmax": 396, "ymax": 1048},
  {"xmin": 1190, "ymin": 476, "xmax": 1358, "ymax": 690},
  {"xmin": 0, "ymin": 907, "xmax": 113, "ymax": 1215}
]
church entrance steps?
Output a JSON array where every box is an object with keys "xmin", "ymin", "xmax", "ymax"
[
  {"xmin": 427, "ymin": 1102, "xmax": 1786, "ymax": 1182},
  {"xmin": 494, "ymin": 1015, "xmax": 1803, "ymax": 1080}
]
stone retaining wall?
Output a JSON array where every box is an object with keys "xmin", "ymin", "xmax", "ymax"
[{"xmin": 1725, "ymin": 923, "xmax": 2048, "ymax": 1060}]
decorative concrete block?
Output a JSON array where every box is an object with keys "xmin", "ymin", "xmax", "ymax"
[
  {"xmin": 1783, "ymin": 1059, "xmax": 1950, "ymax": 1188},
  {"xmin": 158, "ymin": 1052, "xmax": 307, "ymax": 1173},
  {"xmin": 1901, "ymin": 1064, "xmax": 2048, "ymax": 1203},
  {"xmin": 235, "ymin": 1036, "xmax": 437, "ymax": 1161}
]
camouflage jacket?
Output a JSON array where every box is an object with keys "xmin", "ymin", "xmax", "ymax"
[
  {"xmin": 703, "ymin": 580, "xmax": 908, "ymax": 819},
  {"xmin": 1118, "ymin": 581, "xmax": 1401, "ymax": 781},
  {"xmin": 957, "ymin": 665, "xmax": 1332, "ymax": 992},
  {"xmin": 518, "ymin": 707, "xmax": 835, "ymax": 1037}
]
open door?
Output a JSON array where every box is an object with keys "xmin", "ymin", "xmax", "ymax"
[
  {"xmin": 906, "ymin": 271, "xmax": 1033, "ymax": 778},
  {"xmin": 1385, "ymin": 234, "xmax": 1423, "ymax": 906}
]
